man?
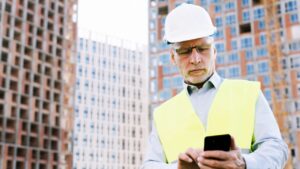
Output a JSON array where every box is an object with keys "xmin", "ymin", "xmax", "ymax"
[{"xmin": 142, "ymin": 3, "xmax": 288, "ymax": 169}]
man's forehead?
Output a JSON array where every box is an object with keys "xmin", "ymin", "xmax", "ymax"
[{"xmin": 173, "ymin": 37, "xmax": 214, "ymax": 48}]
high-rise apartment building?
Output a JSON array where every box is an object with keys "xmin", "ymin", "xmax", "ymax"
[
  {"xmin": 0, "ymin": 0, "xmax": 77, "ymax": 169},
  {"xmin": 73, "ymin": 30, "xmax": 149, "ymax": 169},
  {"xmin": 149, "ymin": 0, "xmax": 300, "ymax": 168}
]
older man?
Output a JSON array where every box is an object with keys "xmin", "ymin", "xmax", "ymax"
[{"xmin": 142, "ymin": 3, "xmax": 288, "ymax": 169}]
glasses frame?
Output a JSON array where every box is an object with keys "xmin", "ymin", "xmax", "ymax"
[{"xmin": 174, "ymin": 44, "xmax": 212, "ymax": 56}]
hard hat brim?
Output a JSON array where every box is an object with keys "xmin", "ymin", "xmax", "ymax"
[{"xmin": 165, "ymin": 26, "xmax": 216, "ymax": 44}]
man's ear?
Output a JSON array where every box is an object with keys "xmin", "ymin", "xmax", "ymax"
[
  {"xmin": 170, "ymin": 49, "xmax": 176, "ymax": 65},
  {"xmin": 213, "ymin": 46, "xmax": 217, "ymax": 59}
]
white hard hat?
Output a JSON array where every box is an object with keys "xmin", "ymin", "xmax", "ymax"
[{"xmin": 164, "ymin": 3, "xmax": 216, "ymax": 43}]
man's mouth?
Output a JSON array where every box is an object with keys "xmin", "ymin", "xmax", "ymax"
[{"xmin": 189, "ymin": 69, "xmax": 206, "ymax": 75}]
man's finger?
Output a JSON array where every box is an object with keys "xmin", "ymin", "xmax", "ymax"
[
  {"xmin": 198, "ymin": 157, "xmax": 227, "ymax": 168},
  {"xmin": 185, "ymin": 148, "xmax": 200, "ymax": 162},
  {"xmin": 201, "ymin": 150, "xmax": 232, "ymax": 160},
  {"xmin": 197, "ymin": 158, "xmax": 214, "ymax": 169},
  {"xmin": 178, "ymin": 152, "xmax": 193, "ymax": 163}
]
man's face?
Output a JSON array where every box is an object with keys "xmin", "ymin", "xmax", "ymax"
[{"xmin": 171, "ymin": 37, "xmax": 216, "ymax": 85}]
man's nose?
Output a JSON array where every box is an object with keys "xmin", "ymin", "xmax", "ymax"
[{"xmin": 189, "ymin": 48, "xmax": 202, "ymax": 64}]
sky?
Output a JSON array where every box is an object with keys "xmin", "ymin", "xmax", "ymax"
[{"xmin": 78, "ymin": 0, "xmax": 148, "ymax": 45}]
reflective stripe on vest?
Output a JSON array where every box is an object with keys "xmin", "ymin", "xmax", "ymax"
[{"xmin": 153, "ymin": 79, "xmax": 260, "ymax": 163}]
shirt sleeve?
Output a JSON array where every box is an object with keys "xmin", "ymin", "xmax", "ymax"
[
  {"xmin": 140, "ymin": 123, "xmax": 177, "ymax": 169},
  {"xmin": 242, "ymin": 91, "xmax": 289, "ymax": 169}
]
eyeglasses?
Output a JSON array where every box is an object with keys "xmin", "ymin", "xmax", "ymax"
[{"xmin": 174, "ymin": 44, "xmax": 212, "ymax": 56}]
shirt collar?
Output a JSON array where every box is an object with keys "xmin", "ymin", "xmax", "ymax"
[{"xmin": 185, "ymin": 72, "xmax": 223, "ymax": 95}]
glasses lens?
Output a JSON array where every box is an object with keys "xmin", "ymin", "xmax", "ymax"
[
  {"xmin": 195, "ymin": 45, "xmax": 211, "ymax": 53},
  {"xmin": 176, "ymin": 48, "xmax": 191, "ymax": 55},
  {"xmin": 175, "ymin": 44, "xmax": 211, "ymax": 55},
  {"xmin": 176, "ymin": 47, "xmax": 192, "ymax": 55}
]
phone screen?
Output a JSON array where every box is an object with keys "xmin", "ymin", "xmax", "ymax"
[{"xmin": 204, "ymin": 134, "xmax": 231, "ymax": 151}]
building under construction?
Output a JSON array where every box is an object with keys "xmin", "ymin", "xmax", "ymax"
[
  {"xmin": 148, "ymin": 0, "xmax": 300, "ymax": 168},
  {"xmin": 73, "ymin": 30, "xmax": 149, "ymax": 169},
  {"xmin": 0, "ymin": 0, "xmax": 77, "ymax": 168}
]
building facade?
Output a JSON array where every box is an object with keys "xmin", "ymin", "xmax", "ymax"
[
  {"xmin": 0, "ymin": 0, "xmax": 77, "ymax": 169},
  {"xmin": 73, "ymin": 31, "xmax": 149, "ymax": 169},
  {"xmin": 148, "ymin": 0, "xmax": 300, "ymax": 168}
]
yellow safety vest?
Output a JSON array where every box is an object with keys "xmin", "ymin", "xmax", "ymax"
[{"xmin": 154, "ymin": 79, "xmax": 260, "ymax": 163}]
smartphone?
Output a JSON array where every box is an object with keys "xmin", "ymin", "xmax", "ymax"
[{"xmin": 204, "ymin": 134, "xmax": 231, "ymax": 151}]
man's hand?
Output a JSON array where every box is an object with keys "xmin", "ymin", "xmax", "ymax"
[
  {"xmin": 197, "ymin": 137, "xmax": 246, "ymax": 169},
  {"xmin": 178, "ymin": 148, "xmax": 201, "ymax": 169}
]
